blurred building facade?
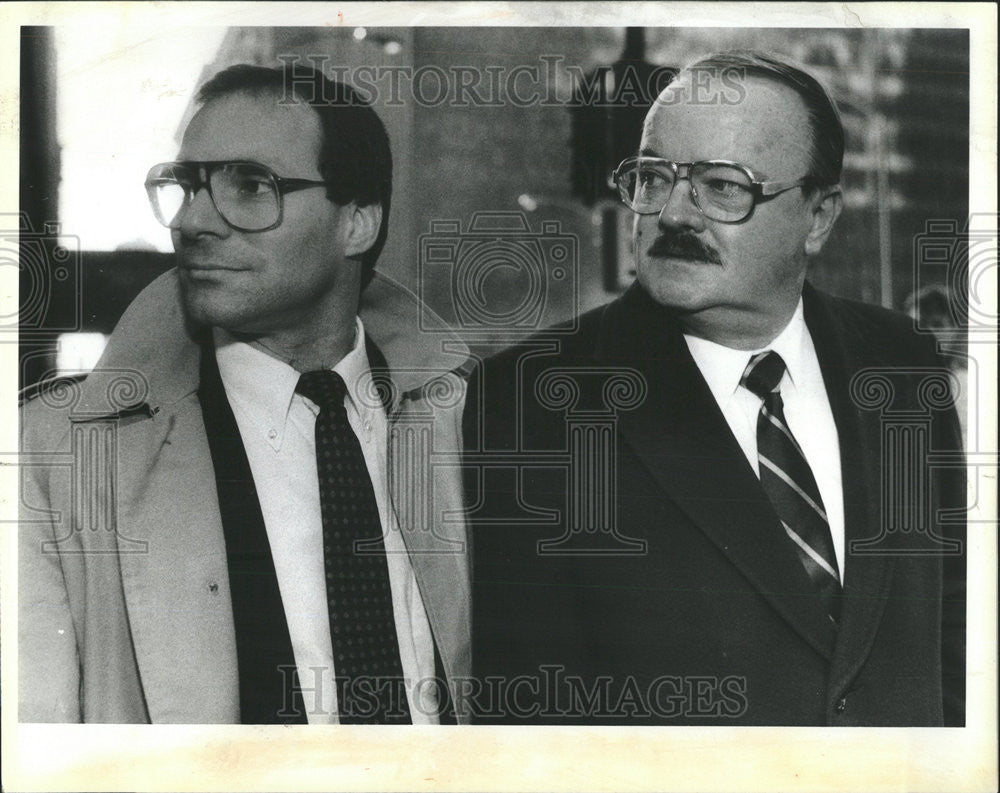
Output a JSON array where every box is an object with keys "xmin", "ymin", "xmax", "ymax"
[{"xmin": 20, "ymin": 26, "xmax": 970, "ymax": 383}]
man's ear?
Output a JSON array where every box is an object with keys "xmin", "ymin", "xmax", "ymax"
[
  {"xmin": 344, "ymin": 203, "xmax": 383, "ymax": 259},
  {"xmin": 804, "ymin": 186, "xmax": 843, "ymax": 256}
]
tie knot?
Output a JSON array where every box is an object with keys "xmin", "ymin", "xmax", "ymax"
[
  {"xmin": 296, "ymin": 370, "xmax": 347, "ymax": 412},
  {"xmin": 740, "ymin": 350, "xmax": 786, "ymax": 399}
]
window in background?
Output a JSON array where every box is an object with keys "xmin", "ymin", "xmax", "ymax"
[
  {"xmin": 56, "ymin": 24, "xmax": 225, "ymax": 253},
  {"xmin": 56, "ymin": 332, "xmax": 108, "ymax": 375}
]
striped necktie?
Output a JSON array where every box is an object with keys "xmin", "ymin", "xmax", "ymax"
[
  {"xmin": 740, "ymin": 351, "xmax": 842, "ymax": 625},
  {"xmin": 296, "ymin": 370, "xmax": 411, "ymax": 724}
]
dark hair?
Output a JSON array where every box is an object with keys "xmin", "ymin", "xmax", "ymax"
[
  {"xmin": 196, "ymin": 63, "xmax": 392, "ymax": 290},
  {"xmin": 682, "ymin": 50, "xmax": 844, "ymax": 190}
]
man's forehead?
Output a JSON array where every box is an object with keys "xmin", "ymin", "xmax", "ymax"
[
  {"xmin": 650, "ymin": 71, "xmax": 807, "ymax": 121},
  {"xmin": 178, "ymin": 91, "xmax": 322, "ymax": 172},
  {"xmin": 640, "ymin": 73, "xmax": 812, "ymax": 165}
]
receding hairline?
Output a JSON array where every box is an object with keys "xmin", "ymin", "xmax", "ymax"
[
  {"xmin": 192, "ymin": 83, "xmax": 324, "ymax": 122},
  {"xmin": 188, "ymin": 85, "xmax": 325, "ymax": 131},
  {"xmin": 645, "ymin": 71, "xmax": 814, "ymax": 137},
  {"xmin": 652, "ymin": 68, "xmax": 810, "ymax": 112}
]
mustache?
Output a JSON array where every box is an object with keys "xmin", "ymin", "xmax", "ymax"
[{"xmin": 646, "ymin": 233, "xmax": 722, "ymax": 265}]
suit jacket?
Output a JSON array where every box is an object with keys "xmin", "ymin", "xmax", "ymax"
[
  {"xmin": 467, "ymin": 281, "xmax": 966, "ymax": 726},
  {"xmin": 19, "ymin": 269, "xmax": 472, "ymax": 723}
]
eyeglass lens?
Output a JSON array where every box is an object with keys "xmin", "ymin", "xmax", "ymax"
[
  {"xmin": 617, "ymin": 161, "xmax": 756, "ymax": 222},
  {"xmin": 146, "ymin": 162, "xmax": 281, "ymax": 231}
]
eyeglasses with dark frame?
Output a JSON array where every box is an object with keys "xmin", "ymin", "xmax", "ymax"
[
  {"xmin": 610, "ymin": 156, "xmax": 811, "ymax": 223},
  {"xmin": 145, "ymin": 160, "xmax": 336, "ymax": 233}
]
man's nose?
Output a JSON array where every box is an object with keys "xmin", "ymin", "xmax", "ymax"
[
  {"xmin": 657, "ymin": 177, "xmax": 705, "ymax": 233},
  {"xmin": 174, "ymin": 185, "xmax": 230, "ymax": 238}
]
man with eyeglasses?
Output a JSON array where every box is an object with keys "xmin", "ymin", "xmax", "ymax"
[
  {"xmin": 20, "ymin": 64, "xmax": 471, "ymax": 724},
  {"xmin": 468, "ymin": 51, "xmax": 965, "ymax": 725}
]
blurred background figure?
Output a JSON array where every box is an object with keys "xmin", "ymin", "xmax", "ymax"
[{"xmin": 905, "ymin": 283, "xmax": 969, "ymax": 444}]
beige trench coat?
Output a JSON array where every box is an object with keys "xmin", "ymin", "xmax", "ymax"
[{"xmin": 19, "ymin": 269, "xmax": 471, "ymax": 723}]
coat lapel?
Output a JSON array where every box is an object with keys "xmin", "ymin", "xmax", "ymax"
[
  {"xmin": 75, "ymin": 277, "xmax": 240, "ymax": 721},
  {"xmin": 802, "ymin": 285, "xmax": 895, "ymax": 689},
  {"xmin": 364, "ymin": 332, "xmax": 473, "ymax": 705},
  {"xmin": 113, "ymin": 394, "xmax": 240, "ymax": 722},
  {"xmin": 595, "ymin": 284, "xmax": 838, "ymax": 660}
]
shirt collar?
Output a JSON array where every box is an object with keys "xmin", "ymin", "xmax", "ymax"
[
  {"xmin": 213, "ymin": 317, "xmax": 374, "ymax": 451},
  {"xmin": 331, "ymin": 316, "xmax": 377, "ymax": 425},
  {"xmin": 75, "ymin": 268, "xmax": 470, "ymax": 419},
  {"xmin": 683, "ymin": 298, "xmax": 808, "ymax": 406}
]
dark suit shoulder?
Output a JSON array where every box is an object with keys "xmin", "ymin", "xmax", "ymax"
[
  {"xmin": 480, "ymin": 299, "xmax": 611, "ymax": 373},
  {"xmin": 808, "ymin": 288, "xmax": 941, "ymax": 367},
  {"xmin": 464, "ymin": 300, "xmax": 616, "ymax": 449}
]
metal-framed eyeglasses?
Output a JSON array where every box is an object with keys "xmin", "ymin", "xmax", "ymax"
[
  {"xmin": 610, "ymin": 156, "xmax": 811, "ymax": 223},
  {"xmin": 145, "ymin": 160, "xmax": 336, "ymax": 233}
]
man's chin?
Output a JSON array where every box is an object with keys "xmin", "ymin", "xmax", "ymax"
[
  {"xmin": 179, "ymin": 284, "xmax": 247, "ymax": 332},
  {"xmin": 635, "ymin": 265, "xmax": 710, "ymax": 312}
]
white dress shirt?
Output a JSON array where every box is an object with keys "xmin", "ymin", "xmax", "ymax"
[
  {"xmin": 214, "ymin": 319, "xmax": 439, "ymax": 723},
  {"xmin": 683, "ymin": 300, "xmax": 845, "ymax": 581}
]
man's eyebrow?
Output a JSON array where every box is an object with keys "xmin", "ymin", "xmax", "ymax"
[{"xmin": 639, "ymin": 147, "xmax": 663, "ymax": 158}]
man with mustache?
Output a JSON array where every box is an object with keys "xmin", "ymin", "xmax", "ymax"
[
  {"xmin": 20, "ymin": 64, "xmax": 471, "ymax": 723},
  {"xmin": 467, "ymin": 51, "xmax": 965, "ymax": 725}
]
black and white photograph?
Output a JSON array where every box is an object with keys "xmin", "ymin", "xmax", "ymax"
[{"xmin": 2, "ymin": 2, "xmax": 996, "ymax": 791}]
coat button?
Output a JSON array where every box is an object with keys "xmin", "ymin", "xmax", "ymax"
[{"xmin": 835, "ymin": 697, "xmax": 847, "ymax": 714}]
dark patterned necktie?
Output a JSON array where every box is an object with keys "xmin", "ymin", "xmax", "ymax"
[
  {"xmin": 296, "ymin": 370, "xmax": 411, "ymax": 724},
  {"xmin": 740, "ymin": 351, "xmax": 842, "ymax": 625}
]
